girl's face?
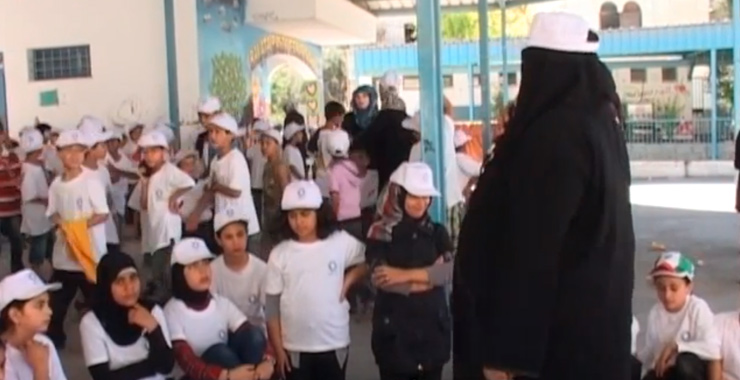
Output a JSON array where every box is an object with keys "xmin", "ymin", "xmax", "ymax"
[
  {"xmin": 184, "ymin": 260, "xmax": 212, "ymax": 291},
  {"xmin": 354, "ymin": 92, "xmax": 370, "ymax": 110},
  {"xmin": 90, "ymin": 142, "xmax": 107, "ymax": 160},
  {"xmin": 654, "ymin": 276, "xmax": 692, "ymax": 312},
  {"xmin": 404, "ymin": 194, "xmax": 430, "ymax": 219},
  {"xmin": 260, "ymin": 136, "xmax": 279, "ymax": 158},
  {"xmin": 9, "ymin": 293, "xmax": 52, "ymax": 334},
  {"xmin": 288, "ymin": 209, "xmax": 318, "ymax": 241},
  {"xmin": 217, "ymin": 222, "xmax": 248, "ymax": 256},
  {"xmin": 111, "ymin": 268, "xmax": 141, "ymax": 307},
  {"xmin": 143, "ymin": 147, "xmax": 166, "ymax": 168},
  {"xmin": 129, "ymin": 126, "xmax": 143, "ymax": 142},
  {"xmin": 107, "ymin": 139, "xmax": 121, "ymax": 153},
  {"xmin": 58, "ymin": 145, "xmax": 86, "ymax": 170},
  {"xmin": 208, "ymin": 126, "xmax": 232, "ymax": 149},
  {"xmin": 178, "ymin": 156, "xmax": 197, "ymax": 177}
]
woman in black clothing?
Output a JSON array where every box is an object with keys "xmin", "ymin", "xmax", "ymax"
[
  {"xmin": 342, "ymin": 85, "xmax": 379, "ymax": 140},
  {"xmin": 79, "ymin": 252, "xmax": 175, "ymax": 380}
]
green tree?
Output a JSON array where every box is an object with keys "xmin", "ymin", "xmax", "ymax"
[
  {"xmin": 440, "ymin": 6, "xmax": 531, "ymax": 41},
  {"xmin": 322, "ymin": 48, "xmax": 349, "ymax": 104},
  {"xmin": 270, "ymin": 65, "xmax": 303, "ymax": 123},
  {"xmin": 209, "ymin": 52, "xmax": 248, "ymax": 117},
  {"xmin": 710, "ymin": 0, "xmax": 732, "ymax": 20},
  {"xmin": 719, "ymin": 65, "xmax": 734, "ymax": 107}
]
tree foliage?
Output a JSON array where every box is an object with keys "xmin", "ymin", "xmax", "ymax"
[
  {"xmin": 210, "ymin": 52, "xmax": 248, "ymax": 117},
  {"xmin": 323, "ymin": 48, "xmax": 349, "ymax": 105},
  {"xmin": 440, "ymin": 6, "xmax": 531, "ymax": 41},
  {"xmin": 270, "ymin": 66, "xmax": 303, "ymax": 123}
]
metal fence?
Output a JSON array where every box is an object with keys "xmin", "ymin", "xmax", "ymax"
[{"xmin": 624, "ymin": 117, "xmax": 734, "ymax": 160}]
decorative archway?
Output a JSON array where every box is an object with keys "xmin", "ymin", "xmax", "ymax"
[
  {"xmin": 621, "ymin": 1, "xmax": 643, "ymax": 28},
  {"xmin": 599, "ymin": 2, "xmax": 620, "ymax": 30}
]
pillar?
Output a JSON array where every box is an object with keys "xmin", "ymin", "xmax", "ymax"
[
  {"xmin": 164, "ymin": 0, "xmax": 180, "ymax": 140},
  {"xmin": 479, "ymin": 0, "xmax": 492, "ymax": 151}
]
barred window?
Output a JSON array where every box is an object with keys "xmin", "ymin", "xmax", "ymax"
[{"xmin": 29, "ymin": 45, "xmax": 91, "ymax": 81}]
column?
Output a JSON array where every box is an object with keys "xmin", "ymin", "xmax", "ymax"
[
  {"xmin": 164, "ymin": 0, "xmax": 180, "ymax": 141},
  {"xmin": 710, "ymin": 49, "xmax": 718, "ymax": 159},
  {"xmin": 734, "ymin": 0, "xmax": 740, "ymax": 133},
  {"xmin": 500, "ymin": 0, "xmax": 509, "ymax": 104},
  {"xmin": 479, "ymin": 0, "xmax": 492, "ymax": 151},
  {"xmin": 468, "ymin": 63, "xmax": 477, "ymax": 120},
  {"xmin": 416, "ymin": 0, "xmax": 446, "ymax": 222}
]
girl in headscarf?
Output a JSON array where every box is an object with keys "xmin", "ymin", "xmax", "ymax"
[
  {"xmin": 342, "ymin": 85, "xmax": 379, "ymax": 140},
  {"xmin": 79, "ymin": 252, "xmax": 174, "ymax": 380},
  {"xmin": 366, "ymin": 162, "xmax": 454, "ymax": 380}
]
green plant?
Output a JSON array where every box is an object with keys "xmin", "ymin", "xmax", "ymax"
[
  {"xmin": 719, "ymin": 65, "xmax": 734, "ymax": 108},
  {"xmin": 210, "ymin": 52, "xmax": 248, "ymax": 117},
  {"xmin": 322, "ymin": 48, "xmax": 349, "ymax": 105},
  {"xmin": 270, "ymin": 65, "xmax": 304, "ymax": 123}
]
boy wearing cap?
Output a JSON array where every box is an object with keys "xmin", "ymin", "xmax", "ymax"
[
  {"xmin": 260, "ymin": 128, "xmax": 291, "ymax": 254},
  {"xmin": 176, "ymin": 150, "xmax": 219, "ymax": 254},
  {"xmin": 453, "ymin": 129, "xmax": 481, "ymax": 201},
  {"xmin": 283, "ymin": 122, "xmax": 306, "ymax": 180},
  {"xmin": 210, "ymin": 208, "xmax": 268, "ymax": 331},
  {"xmin": 46, "ymin": 129, "xmax": 110, "ymax": 349},
  {"xmin": 20, "ymin": 129, "xmax": 54, "ymax": 274},
  {"xmin": 327, "ymin": 130, "xmax": 363, "ymax": 240},
  {"xmin": 84, "ymin": 130, "xmax": 120, "ymax": 255},
  {"xmin": 105, "ymin": 128, "xmax": 138, "ymax": 239},
  {"xmin": 246, "ymin": 119, "xmax": 270, "ymax": 226},
  {"xmin": 638, "ymin": 252, "xmax": 721, "ymax": 380},
  {"xmin": 133, "ymin": 130, "xmax": 195, "ymax": 304}
]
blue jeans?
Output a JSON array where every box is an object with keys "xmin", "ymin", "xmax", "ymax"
[
  {"xmin": 28, "ymin": 230, "xmax": 54, "ymax": 266},
  {"xmin": 201, "ymin": 328, "xmax": 267, "ymax": 368}
]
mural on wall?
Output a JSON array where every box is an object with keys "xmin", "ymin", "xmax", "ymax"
[{"xmin": 197, "ymin": 0, "xmax": 323, "ymax": 125}]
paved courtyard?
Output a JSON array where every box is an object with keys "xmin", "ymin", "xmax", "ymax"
[{"xmin": 1, "ymin": 179, "xmax": 738, "ymax": 379}]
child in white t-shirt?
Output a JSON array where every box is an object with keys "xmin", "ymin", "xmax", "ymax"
[
  {"xmin": 0, "ymin": 270, "xmax": 67, "ymax": 380},
  {"xmin": 246, "ymin": 120, "xmax": 270, "ymax": 227},
  {"xmin": 130, "ymin": 131, "xmax": 195, "ymax": 305},
  {"xmin": 210, "ymin": 208, "xmax": 267, "ymax": 331},
  {"xmin": 164, "ymin": 238, "xmax": 275, "ymax": 380},
  {"xmin": 175, "ymin": 150, "xmax": 219, "ymax": 253},
  {"xmin": 83, "ymin": 130, "xmax": 120, "ymax": 255},
  {"xmin": 283, "ymin": 122, "xmax": 307, "ymax": 180},
  {"xmin": 46, "ymin": 129, "xmax": 110, "ymax": 349},
  {"xmin": 453, "ymin": 129, "xmax": 481, "ymax": 201},
  {"xmin": 265, "ymin": 180, "xmax": 366, "ymax": 380},
  {"xmin": 105, "ymin": 128, "xmax": 138, "ymax": 240},
  {"xmin": 19, "ymin": 130, "xmax": 54, "ymax": 273},
  {"xmin": 714, "ymin": 310, "xmax": 740, "ymax": 380},
  {"xmin": 638, "ymin": 252, "xmax": 721, "ymax": 380}
]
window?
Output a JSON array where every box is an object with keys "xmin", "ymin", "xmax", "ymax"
[
  {"xmin": 403, "ymin": 75, "xmax": 420, "ymax": 90},
  {"xmin": 29, "ymin": 45, "xmax": 91, "ymax": 81},
  {"xmin": 621, "ymin": 2, "xmax": 643, "ymax": 28},
  {"xmin": 443, "ymin": 74, "xmax": 453, "ymax": 88},
  {"xmin": 599, "ymin": 2, "xmax": 620, "ymax": 30},
  {"xmin": 630, "ymin": 68, "xmax": 647, "ymax": 83},
  {"xmin": 661, "ymin": 67, "xmax": 677, "ymax": 82},
  {"xmin": 506, "ymin": 72, "xmax": 518, "ymax": 86}
]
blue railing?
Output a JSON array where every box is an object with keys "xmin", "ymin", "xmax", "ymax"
[{"xmin": 623, "ymin": 118, "xmax": 734, "ymax": 161}]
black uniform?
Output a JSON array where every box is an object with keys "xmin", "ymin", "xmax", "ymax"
[
  {"xmin": 453, "ymin": 47, "xmax": 635, "ymax": 380},
  {"xmin": 367, "ymin": 216, "xmax": 453, "ymax": 380}
]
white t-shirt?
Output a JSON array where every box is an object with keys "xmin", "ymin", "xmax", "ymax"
[
  {"xmin": 246, "ymin": 145, "xmax": 267, "ymax": 190},
  {"xmin": 90, "ymin": 166, "xmax": 120, "ymax": 245},
  {"xmin": 178, "ymin": 180, "xmax": 212, "ymax": 223},
  {"xmin": 456, "ymin": 153, "xmax": 481, "ymax": 195},
  {"xmin": 107, "ymin": 152, "xmax": 138, "ymax": 214},
  {"xmin": 164, "ymin": 295, "xmax": 247, "ymax": 356},
  {"xmin": 359, "ymin": 170, "xmax": 379, "ymax": 209},
  {"xmin": 210, "ymin": 255, "xmax": 267, "ymax": 329},
  {"xmin": 638, "ymin": 295, "xmax": 721, "ymax": 371},
  {"xmin": 631, "ymin": 315, "xmax": 640, "ymax": 355},
  {"xmin": 43, "ymin": 145, "xmax": 63, "ymax": 177},
  {"xmin": 4, "ymin": 334, "xmax": 66, "ymax": 380},
  {"xmin": 21, "ymin": 163, "xmax": 53, "ymax": 236},
  {"xmin": 716, "ymin": 311, "xmax": 740, "ymax": 380},
  {"xmin": 80, "ymin": 306, "xmax": 171, "ymax": 380},
  {"xmin": 443, "ymin": 117, "xmax": 464, "ymax": 208},
  {"xmin": 283, "ymin": 145, "xmax": 305, "ymax": 180},
  {"xmin": 209, "ymin": 149, "xmax": 260, "ymax": 235},
  {"xmin": 265, "ymin": 231, "xmax": 365, "ymax": 352},
  {"xmin": 47, "ymin": 168, "xmax": 109, "ymax": 271},
  {"xmin": 136, "ymin": 163, "xmax": 195, "ymax": 253}
]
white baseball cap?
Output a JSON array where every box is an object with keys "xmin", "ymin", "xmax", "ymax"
[
  {"xmin": 137, "ymin": 131, "xmax": 169, "ymax": 149},
  {"xmin": 107, "ymin": 126, "xmax": 124, "ymax": 141},
  {"xmin": 214, "ymin": 207, "xmax": 248, "ymax": 233},
  {"xmin": 207, "ymin": 113, "xmax": 238, "ymax": 134},
  {"xmin": 526, "ymin": 12, "xmax": 599, "ymax": 54},
  {"xmin": 253, "ymin": 120, "xmax": 271, "ymax": 132},
  {"xmin": 391, "ymin": 162, "xmax": 440, "ymax": 197},
  {"xmin": 0, "ymin": 270, "xmax": 61, "ymax": 312},
  {"xmin": 283, "ymin": 122, "xmax": 304, "ymax": 141},
  {"xmin": 171, "ymin": 237, "xmax": 214, "ymax": 265},
  {"xmin": 261, "ymin": 128, "xmax": 282, "ymax": 144},
  {"xmin": 56, "ymin": 129, "xmax": 90, "ymax": 148},
  {"xmin": 78, "ymin": 117, "xmax": 105, "ymax": 135},
  {"xmin": 381, "ymin": 70, "xmax": 401, "ymax": 88},
  {"xmin": 282, "ymin": 180, "xmax": 323, "ymax": 210},
  {"xmin": 173, "ymin": 149, "xmax": 198, "ymax": 165},
  {"xmin": 327, "ymin": 130, "xmax": 351, "ymax": 158},
  {"xmin": 198, "ymin": 96, "xmax": 222, "ymax": 115},
  {"xmin": 154, "ymin": 125, "xmax": 176, "ymax": 144},
  {"xmin": 20, "ymin": 129, "xmax": 44, "ymax": 153},
  {"xmin": 86, "ymin": 130, "xmax": 113, "ymax": 146},
  {"xmin": 453, "ymin": 129, "xmax": 472, "ymax": 148}
]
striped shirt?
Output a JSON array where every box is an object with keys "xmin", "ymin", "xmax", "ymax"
[{"xmin": 0, "ymin": 153, "xmax": 22, "ymax": 217}]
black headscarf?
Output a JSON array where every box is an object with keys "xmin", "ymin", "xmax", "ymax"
[
  {"xmin": 92, "ymin": 253, "xmax": 154, "ymax": 346},
  {"xmin": 171, "ymin": 263, "xmax": 211, "ymax": 308}
]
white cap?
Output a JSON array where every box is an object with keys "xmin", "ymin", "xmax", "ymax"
[
  {"xmin": 171, "ymin": 237, "xmax": 214, "ymax": 266},
  {"xmin": 173, "ymin": 149, "xmax": 198, "ymax": 165},
  {"xmin": 137, "ymin": 131, "xmax": 169, "ymax": 149},
  {"xmin": 108, "ymin": 127, "xmax": 124, "ymax": 141},
  {"xmin": 283, "ymin": 122, "xmax": 304, "ymax": 141},
  {"xmin": 253, "ymin": 120, "xmax": 271, "ymax": 132},
  {"xmin": 198, "ymin": 96, "xmax": 222, "ymax": 115},
  {"xmin": 20, "ymin": 129, "xmax": 44, "ymax": 153},
  {"xmin": 402, "ymin": 112, "xmax": 420, "ymax": 132},
  {"xmin": 155, "ymin": 125, "xmax": 176, "ymax": 144},
  {"xmin": 526, "ymin": 12, "xmax": 599, "ymax": 53},
  {"xmin": 262, "ymin": 128, "xmax": 282, "ymax": 144},
  {"xmin": 214, "ymin": 207, "xmax": 248, "ymax": 233},
  {"xmin": 207, "ymin": 113, "xmax": 238, "ymax": 133},
  {"xmin": 56, "ymin": 129, "xmax": 90, "ymax": 148},
  {"xmin": 453, "ymin": 129, "xmax": 472, "ymax": 148},
  {"xmin": 19, "ymin": 126, "xmax": 36, "ymax": 136},
  {"xmin": 78, "ymin": 117, "xmax": 105, "ymax": 135},
  {"xmin": 381, "ymin": 70, "xmax": 401, "ymax": 88},
  {"xmin": 327, "ymin": 130, "xmax": 351, "ymax": 158},
  {"xmin": 391, "ymin": 162, "xmax": 440, "ymax": 197},
  {"xmin": 0, "ymin": 269, "xmax": 61, "ymax": 312},
  {"xmin": 281, "ymin": 180, "xmax": 323, "ymax": 210}
]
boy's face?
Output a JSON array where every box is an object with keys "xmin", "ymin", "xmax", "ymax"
[
  {"xmin": 260, "ymin": 136, "xmax": 279, "ymax": 158},
  {"xmin": 9, "ymin": 293, "xmax": 52, "ymax": 334},
  {"xmin": 654, "ymin": 276, "xmax": 692, "ymax": 312},
  {"xmin": 58, "ymin": 145, "xmax": 86, "ymax": 170},
  {"xmin": 328, "ymin": 115, "xmax": 343, "ymax": 128},
  {"xmin": 143, "ymin": 147, "xmax": 166, "ymax": 168},
  {"xmin": 129, "ymin": 126, "xmax": 143, "ymax": 141},
  {"xmin": 178, "ymin": 156, "xmax": 197, "ymax": 177},
  {"xmin": 107, "ymin": 139, "xmax": 121, "ymax": 153},
  {"xmin": 216, "ymin": 222, "xmax": 248, "ymax": 256},
  {"xmin": 90, "ymin": 143, "xmax": 107, "ymax": 160},
  {"xmin": 208, "ymin": 126, "xmax": 233, "ymax": 149}
]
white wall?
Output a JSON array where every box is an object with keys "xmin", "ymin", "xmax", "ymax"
[{"xmin": 0, "ymin": 0, "xmax": 169, "ymax": 136}]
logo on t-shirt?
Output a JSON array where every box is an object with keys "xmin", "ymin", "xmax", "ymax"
[
  {"xmin": 328, "ymin": 260, "xmax": 338, "ymax": 274},
  {"xmin": 76, "ymin": 197, "xmax": 83, "ymax": 211},
  {"xmin": 680, "ymin": 331, "xmax": 692, "ymax": 342},
  {"xmin": 155, "ymin": 189, "xmax": 164, "ymax": 200},
  {"xmin": 218, "ymin": 329, "xmax": 227, "ymax": 340},
  {"xmin": 249, "ymin": 294, "xmax": 258, "ymax": 304}
]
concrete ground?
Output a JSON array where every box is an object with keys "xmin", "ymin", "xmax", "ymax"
[{"xmin": 2, "ymin": 178, "xmax": 739, "ymax": 380}]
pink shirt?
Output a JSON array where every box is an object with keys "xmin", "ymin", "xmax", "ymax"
[{"xmin": 329, "ymin": 159, "xmax": 362, "ymax": 221}]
